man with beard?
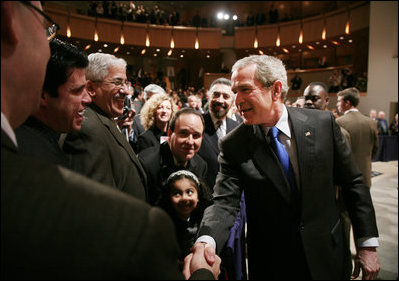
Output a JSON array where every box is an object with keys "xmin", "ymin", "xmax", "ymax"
[
  {"xmin": 198, "ymin": 78, "xmax": 240, "ymax": 189},
  {"xmin": 63, "ymin": 53, "xmax": 147, "ymax": 201}
]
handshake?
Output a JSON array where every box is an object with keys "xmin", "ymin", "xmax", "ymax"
[{"xmin": 182, "ymin": 243, "xmax": 221, "ymax": 280}]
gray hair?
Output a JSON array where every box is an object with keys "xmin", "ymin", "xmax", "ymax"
[
  {"xmin": 209, "ymin": 77, "xmax": 232, "ymax": 90},
  {"xmin": 86, "ymin": 53, "xmax": 127, "ymax": 81},
  {"xmin": 232, "ymin": 55, "xmax": 289, "ymax": 99},
  {"xmin": 144, "ymin": 84, "xmax": 166, "ymax": 101}
]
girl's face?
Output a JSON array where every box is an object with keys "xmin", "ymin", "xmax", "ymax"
[{"xmin": 170, "ymin": 178, "xmax": 199, "ymax": 220}]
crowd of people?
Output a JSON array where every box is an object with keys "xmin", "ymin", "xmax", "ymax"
[
  {"xmin": 2, "ymin": 2, "xmax": 391, "ymax": 280},
  {"xmin": 84, "ymin": 1, "xmax": 304, "ymax": 29}
]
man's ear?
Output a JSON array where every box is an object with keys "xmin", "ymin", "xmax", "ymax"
[
  {"xmin": 1, "ymin": 2, "xmax": 19, "ymax": 48},
  {"xmin": 40, "ymin": 91, "xmax": 50, "ymax": 107},
  {"xmin": 86, "ymin": 81, "xmax": 97, "ymax": 98},
  {"xmin": 272, "ymin": 80, "xmax": 283, "ymax": 101}
]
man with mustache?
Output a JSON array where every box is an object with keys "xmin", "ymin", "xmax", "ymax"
[
  {"xmin": 15, "ymin": 38, "xmax": 91, "ymax": 168},
  {"xmin": 198, "ymin": 78, "xmax": 240, "ymax": 190},
  {"xmin": 63, "ymin": 53, "xmax": 147, "ymax": 201}
]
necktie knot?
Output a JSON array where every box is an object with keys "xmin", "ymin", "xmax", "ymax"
[{"xmin": 268, "ymin": 126, "xmax": 279, "ymax": 139}]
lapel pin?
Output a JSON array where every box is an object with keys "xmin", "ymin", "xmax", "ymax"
[{"xmin": 305, "ymin": 131, "xmax": 311, "ymax": 137}]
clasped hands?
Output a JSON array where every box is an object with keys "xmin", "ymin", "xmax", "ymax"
[{"xmin": 183, "ymin": 242, "xmax": 221, "ymax": 280}]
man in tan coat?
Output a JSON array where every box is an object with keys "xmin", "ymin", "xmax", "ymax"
[{"xmin": 336, "ymin": 87, "xmax": 379, "ymax": 188}]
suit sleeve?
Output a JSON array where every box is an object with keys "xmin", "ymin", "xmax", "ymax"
[{"xmin": 198, "ymin": 140, "xmax": 243, "ymax": 254}]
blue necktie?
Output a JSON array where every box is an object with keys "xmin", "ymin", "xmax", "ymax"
[{"xmin": 268, "ymin": 127, "xmax": 298, "ymax": 200}]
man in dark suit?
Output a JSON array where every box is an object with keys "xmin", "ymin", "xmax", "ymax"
[
  {"xmin": 376, "ymin": 110, "xmax": 389, "ymax": 135},
  {"xmin": 1, "ymin": 2, "xmax": 220, "ymax": 279},
  {"xmin": 139, "ymin": 107, "xmax": 208, "ymax": 205},
  {"xmin": 15, "ymin": 38, "xmax": 91, "ymax": 168},
  {"xmin": 195, "ymin": 55, "xmax": 380, "ymax": 279},
  {"xmin": 198, "ymin": 77, "xmax": 239, "ymax": 189},
  {"xmin": 63, "ymin": 53, "xmax": 147, "ymax": 201}
]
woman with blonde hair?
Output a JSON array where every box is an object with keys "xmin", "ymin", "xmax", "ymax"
[{"xmin": 137, "ymin": 93, "xmax": 177, "ymax": 152}]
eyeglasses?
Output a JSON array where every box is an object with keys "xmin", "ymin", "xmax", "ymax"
[
  {"xmin": 19, "ymin": 1, "xmax": 60, "ymax": 41},
  {"xmin": 94, "ymin": 80, "xmax": 132, "ymax": 89}
]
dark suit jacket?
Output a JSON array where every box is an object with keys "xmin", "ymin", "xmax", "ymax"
[
  {"xmin": 15, "ymin": 116, "xmax": 69, "ymax": 168},
  {"xmin": 198, "ymin": 107, "xmax": 379, "ymax": 279},
  {"xmin": 130, "ymin": 114, "xmax": 146, "ymax": 153},
  {"xmin": 136, "ymin": 125, "xmax": 167, "ymax": 153},
  {"xmin": 138, "ymin": 141, "xmax": 208, "ymax": 205},
  {"xmin": 1, "ymin": 129, "xmax": 214, "ymax": 280},
  {"xmin": 63, "ymin": 104, "xmax": 147, "ymax": 201},
  {"xmin": 198, "ymin": 113, "xmax": 239, "ymax": 190}
]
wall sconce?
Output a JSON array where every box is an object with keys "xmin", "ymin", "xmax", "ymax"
[
  {"xmin": 195, "ymin": 27, "xmax": 199, "ymax": 49},
  {"xmin": 345, "ymin": 10, "xmax": 350, "ymax": 35},
  {"xmin": 170, "ymin": 27, "xmax": 175, "ymax": 49},
  {"xmin": 276, "ymin": 24, "xmax": 280, "ymax": 47},
  {"xmin": 113, "ymin": 46, "xmax": 120, "ymax": 53},
  {"xmin": 141, "ymin": 49, "xmax": 146, "ymax": 55},
  {"xmin": 322, "ymin": 16, "xmax": 327, "ymax": 40},
  {"xmin": 145, "ymin": 25, "xmax": 150, "ymax": 47},
  {"xmin": 167, "ymin": 49, "xmax": 173, "ymax": 56},
  {"xmin": 253, "ymin": 25, "xmax": 258, "ymax": 49},
  {"xmin": 120, "ymin": 21, "xmax": 125, "ymax": 45},
  {"xmin": 66, "ymin": 11, "xmax": 71, "ymax": 38},
  {"xmin": 298, "ymin": 20, "xmax": 303, "ymax": 44},
  {"xmin": 94, "ymin": 17, "xmax": 99, "ymax": 42}
]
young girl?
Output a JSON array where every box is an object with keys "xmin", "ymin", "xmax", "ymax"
[{"xmin": 157, "ymin": 170, "xmax": 213, "ymax": 263}]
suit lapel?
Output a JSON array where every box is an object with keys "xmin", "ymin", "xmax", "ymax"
[
  {"xmin": 91, "ymin": 106, "xmax": 148, "ymax": 183},
  {"xmin": 250, "ymin": 125, "xmax": 292, "ymax": 202},
  {"xmin": 287, "ymin": 108, "xmax": 315, "ymax": 191},
  {"xmin": 203, "ymin": 113, "xmax": 219, "ymax": 154}
]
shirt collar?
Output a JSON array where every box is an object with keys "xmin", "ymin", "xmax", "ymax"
[
  {"xmin": 210, "ymin": 113, "xmax": 225, "ymax": 129},
  {"xmin": 1, "ymin": 112, "xmax": 17, "ymax": 147},
  {"xmin": 262, "ymin": 105, "xmax": 291, "ymax": 139},
  {"xmin": 344, "ymin": 108, "xmax": 359, "ymax": 114},
  {"xmin": 274, "ymin": 105, "xmax": 291, "ymax": 138}
]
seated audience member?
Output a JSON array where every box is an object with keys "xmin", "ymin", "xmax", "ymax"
[
  {"xmin": 377, "ymin": 110, "xmax": 389, "ymax": 135},
  {"xmin": 328, "ymin": 69, "xmax": 342, "ymax": 93},
  {"xmin": 131, "ymin": 83, "xmax": 165, "ymax": 152},
  {"xmin": 292, "ymin": 96, "xmax": 305, "ymax": 108},
  {"xmin": 63, "ymin": 53, "xmax": 147, "ymax": 200},
  {"xmin": 369, "ymin": 109, "xmax": 377, "ymax": 121},
  {"xmin": 157, "ymin": 170, "xmax": 213, "ymax": 266},
  {"xmin": 390, "ymin": 113, "xmax": 398, "ymax": 135},
  {"xmin": 138, "ymin": 108, "xmax": 208, "ymax": 205},
  {"xmin": 187, "ymin": 94, "xmax": 203, "ymax": 113},
  {"xmin": 136, "ymin": 93, "xmax": 177, "ymax": 153},
  {"xmin": 15, "ymin": 38, "xmax": 91, "ymax": 168},
  {"xmin": 198, "ymin": 78, "xmax": 240, "ymax": 189},
  {"xmin": 303, "ymin": 82, "xmax": 329, "ymax": 110},
  {"xmin": 1, "ymin": 2, "xmax": 220, "ymax": 279}
]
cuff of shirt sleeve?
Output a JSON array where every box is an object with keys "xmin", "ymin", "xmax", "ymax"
[
  {"xmin": 196, "ymin": 235, "xmax": 216, "ymax": 250},
  {"xmin": 357, "ymin": 237, "xmax": 379, "ymax": 248}
]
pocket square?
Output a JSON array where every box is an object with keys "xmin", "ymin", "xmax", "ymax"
[{"xmin": 305, "ymin": 131, "xmax": 311, "ymax": 137}]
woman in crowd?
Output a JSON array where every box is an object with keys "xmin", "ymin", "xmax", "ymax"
[{"xmin": 137, "ymin": 93, "xmax": 177, "ymax": 153}]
